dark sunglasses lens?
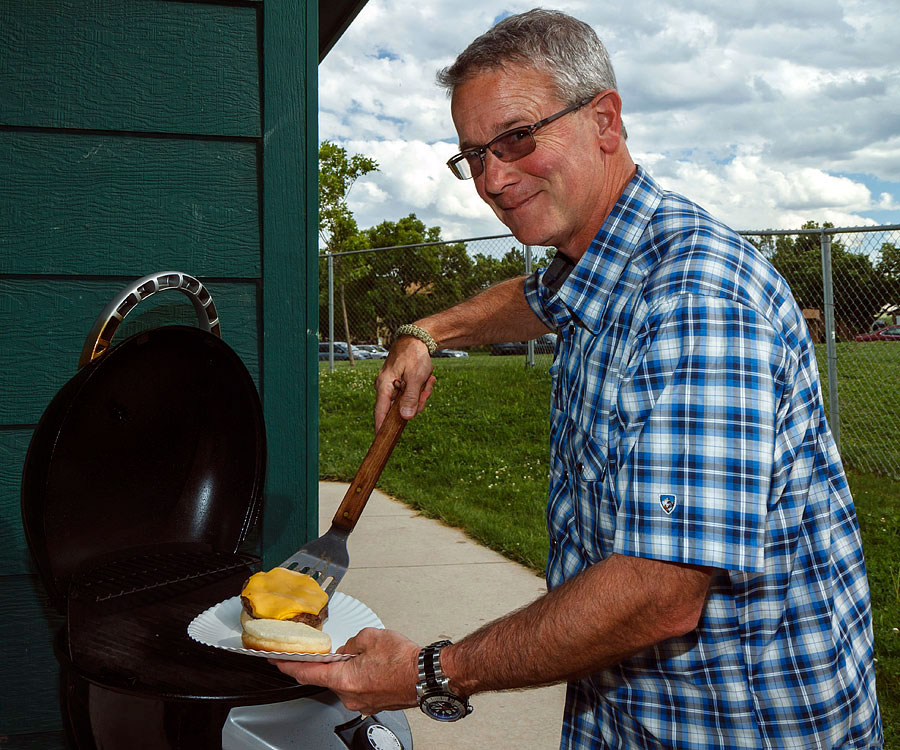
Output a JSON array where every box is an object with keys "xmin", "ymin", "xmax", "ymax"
[
  {"xmin": 492, "ymin": 129, "xmax": 535, "ymax": 162},
  {"xmin": 464, "ymin": 152, "xmax": 483, "ymax": 179},
  {"xmin": 448, "ymin": 152, "xmax": 481, "ymax": 179},
  {"xmin": 450, "ymin": 128, "xmax": 535, "ymax": 180}
]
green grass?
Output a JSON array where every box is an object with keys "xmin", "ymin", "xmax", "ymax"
[
  {"xmin": 319, "ymin": 354, "xmax": 553, "ymax": 569},
  {"xmin": 851, "ymin": 471, "xmax": 900, "ymax": 745},
  {"xmin": 319, "ymin": 353, "xmax": 898, "ymax": 742},
  {"xmin": 818, "ymin": 342, "xmax": 900, "ymax": 479}
]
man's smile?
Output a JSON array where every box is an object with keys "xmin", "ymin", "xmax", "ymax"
[{"xmin": 495, "ymin": 192, "xmax": 538, "ymax": 212}]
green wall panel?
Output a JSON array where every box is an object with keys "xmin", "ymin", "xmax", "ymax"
[
  {"xmin": 0, "ymin": 132, "xmax": 260, "ymax": 276},
  {"xmin": 0, "ymin": 430, "xmax": 33, "ymax": 575},
  {"xmin": 0, "ymin": 0, "xmax": 260, "ymax": 136},
  {"xmin": 0, "ymin": 279, "xmax": 260, "ymax": 425},
  {"xmin": 261, "ymin": 0, "xmax": 319, "ymax": 566},
  {"xmin": 0, "ymin": 575, "xmax": 65, "ymax": 734},
  {"xmin": 0, "ymin": 732, "xmax": 66, "ymax": 749}
]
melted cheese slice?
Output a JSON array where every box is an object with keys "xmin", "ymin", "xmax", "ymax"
[{"xmin": 241, "ymin": 567, "xmax": 329, "ymax": 620}]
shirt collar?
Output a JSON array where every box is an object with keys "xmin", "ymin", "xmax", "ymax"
[{"xmin": 542, "ymin": 165, "xmax": 663, "ymax": 334}]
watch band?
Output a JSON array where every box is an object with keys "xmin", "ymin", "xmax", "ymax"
[
  {"xmin": 417, "ymin": 639, "xmax": 451, "ymax": 699},
  {"xmin": 416, "ymin": 640, "xmax": 473, "ymax": 721},
  {"xmin": 396, "ymin": 323, "xmax": 437, "ymax": 355}
]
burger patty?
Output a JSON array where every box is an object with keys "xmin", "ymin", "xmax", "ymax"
[{"xmin": 240, "ymin": 596, "xmax": 328, "ymax": 629}]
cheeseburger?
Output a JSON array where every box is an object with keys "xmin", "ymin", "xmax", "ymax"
[{"xmin": 239, "ymin": 567, "xmax": 332, "ymax": 653}]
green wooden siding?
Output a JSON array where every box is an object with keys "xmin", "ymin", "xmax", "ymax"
[
  {"xmin": 0, "ymin": 133, "xmax": 260, "ymax": 276},
  {"xmin": 0, "ymin": 576, "xmax": 65, "ymax": 734},
  {"xmin": 0, "ymin": 430, "xmax": 37, "ymax": 572},
  {"xmin": 0, "ymin": 0, "xmax": 260, "ymax": 136},
  {"xmin": 0, "ymin": 279, "xmax": 259, "ymax": 429},
  {"xmin": 0, "ymin": 0, "xmax": 320, "ymax": 740}
]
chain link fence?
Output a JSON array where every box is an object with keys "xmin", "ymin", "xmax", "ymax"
[
  {"xmin": 317, "ymin": 235, "xmax": 558, "ymax": 368},
  {"xmin": 320, "ymin": 224, "xmax": 900, "ymax": 478},
  {"xmin": 743, "ymin": 225, "xmax": 900, "ymax": 478}
]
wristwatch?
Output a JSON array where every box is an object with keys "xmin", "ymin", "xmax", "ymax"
[{"xmin": 415, "ymin": 640, "xmax": 473, "ymax": 722}]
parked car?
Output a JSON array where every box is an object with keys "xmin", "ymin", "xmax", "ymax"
[
  {"xmin": 318, "ymin": 342, "xmax": 374, "ymax": 360},
  {"xmin": 319, "ymin": 342, "xmax": 348, "ymax": 361},
  {"xmin": 432, "ymin": 348, "xmax": 469, "ymax": 358},
  {"xmin": 356, "ymin": 344, "xmax": 389, "ymax": 359},
  {"xmin": 490, "ymin": 333, "xmax": 557, "ymax": 356},
  {"xmin": 855, "ymin": 324, "xmax": 900, "ymax": 341},
  {"xmin": 352, "ymin": 345, "xmax": 375, "ymax": 359}
]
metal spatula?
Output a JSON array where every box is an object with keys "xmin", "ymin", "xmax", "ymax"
[{"xmin": 278, "ymin": 395, "xmax": 408, "ymax": 596}]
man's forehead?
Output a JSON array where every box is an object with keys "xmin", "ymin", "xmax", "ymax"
[{"xmin": 450, "ymin": 65, "xmax": 561, "ymax": 148}]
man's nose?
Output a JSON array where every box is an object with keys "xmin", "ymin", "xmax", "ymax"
[{"xmin": 480, "ymin": 149, "xmax": 518, "ymax": 193}]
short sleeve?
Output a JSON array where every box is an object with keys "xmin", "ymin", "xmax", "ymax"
[
  {"xmin": 612, "ymin": 296, "xmax": 788, "ymax": 573},
  {"xmin": 523, "ymin": 268, "xmax": 557, "ymax": 330}
]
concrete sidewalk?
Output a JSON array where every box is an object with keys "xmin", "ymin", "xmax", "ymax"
[{"xmin": 318, "ymin": 482, "xmax": 566, "ymax": 750}]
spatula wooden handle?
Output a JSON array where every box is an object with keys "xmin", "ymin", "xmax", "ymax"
[{"xmin": 331, "ymin": 395, "xmax": 408, "ymax": 533}]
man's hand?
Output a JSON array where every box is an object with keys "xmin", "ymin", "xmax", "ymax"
[
  {"xmin": 374, "ymin": 336, "xmax": 436, "ymax": 431},
  {"xmin": 373, "ymin": 278, "xmax": 548, "ymax": 431},
  {"xmin": 271, "ymin": 627, "xmax": 421, "ymax": 715}
]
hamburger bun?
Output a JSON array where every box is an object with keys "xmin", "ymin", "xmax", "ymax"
[
  {"xmin": 240, "ymin": 611, "xmax": 332, "ymax": 654},
  {"xmin": 238, "ymin": 568, "xmax": 332, "ymax": 653}
]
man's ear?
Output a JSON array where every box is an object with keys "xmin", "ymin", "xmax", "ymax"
[{"xmin": 591, "ymin": 91, "xmax": 624, "ymax": 153}]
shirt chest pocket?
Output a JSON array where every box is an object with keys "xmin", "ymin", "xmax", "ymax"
[{"xmin": 565, "ymin": 427, "xmax": 617, "ymax": 562}]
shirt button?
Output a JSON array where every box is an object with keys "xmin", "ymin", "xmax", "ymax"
[
  {"xmin": 568, "ymin": 324, "xmax": 576, "ymax": 336},
  {"xmin": 562, "ymin": 470, "xmax": 569, "ymax": 482},
  {"xmin": 576, "ymin": 462, "xmax": 584, "ymax": 475}
]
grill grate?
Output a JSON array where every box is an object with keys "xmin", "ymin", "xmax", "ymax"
[{"xmin": 73, "ymin": 549, "xmax": 259, "ymax": 603}]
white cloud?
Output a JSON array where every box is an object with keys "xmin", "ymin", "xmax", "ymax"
[
  {"xmin": 336, "ymin": 138, "xmax": 507, "ymax": 238},
  {"xmin": 320, "ymin": 0, "xmax": 900, "ymax": 243},
  {"xmin": 639, "ymin": 152, "xmax": 887, "ymax": 229}
]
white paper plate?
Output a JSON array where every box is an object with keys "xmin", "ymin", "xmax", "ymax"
[{"xmin": 187, "ymin": 592, "xmax": 384, "ymax": 662}]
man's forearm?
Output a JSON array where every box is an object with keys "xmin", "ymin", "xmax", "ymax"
[
  {"xmin": 415, "ymin": 276, "xmax": 551, "ymax": 349},
  {"xmin": 441, "ymin": 554, "xmax": 713, "ymax": 696}
]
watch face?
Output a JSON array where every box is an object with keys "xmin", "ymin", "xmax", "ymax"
[{"xmin": 422, "ymin": 694, "xmax": 467, "ymax": 722}]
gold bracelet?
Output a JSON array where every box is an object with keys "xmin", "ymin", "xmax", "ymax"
[{"xmin": 396, "ymin": 324, "xmax": 437, "ymax": 355}]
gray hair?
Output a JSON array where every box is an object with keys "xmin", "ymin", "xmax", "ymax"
[{"xmin": 437, "ymin": 8, "xmax": 620, "ymax": 106}]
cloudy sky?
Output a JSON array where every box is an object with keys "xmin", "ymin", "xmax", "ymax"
[{"xmin": 319, "ymin": 0, "xmax": 900, "ymax": 245}]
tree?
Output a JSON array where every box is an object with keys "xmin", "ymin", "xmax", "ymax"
[
  {"xmin": 875, "ymin": 242, "xmax": 900, "ymax": 314},
  {"xmin": 765, "ymin": 221, "xmax": 888, "ymax": 336},
  {"xmin": 766, "ymin": 221, "xmax": 826, "ymax": 313},
  {"xmin": 318, "ymin": 141, "xmax": 378, "ymax": 363},
  {"xmin": 351, "ymin": 222, "xmax": 558, "ymax": 345},
  {"xmin": 470, "ymin": 245, "xmax": 555, "ymax": 293},
  {"xmin": 362, "ymin": 214, "xmax": 474, "ymax": 341}
]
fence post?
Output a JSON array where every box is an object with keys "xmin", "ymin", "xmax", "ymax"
[
  {"xmin": 327, "ymin": 252, "xmax": 335, "ymax": 372},
  {"xmin": 525, "ymin": 244, "xmax": 534, "ymax": 368},
  {"xmin": 820, "ymin": 230, "xmax": 841, "ymax": 452}
]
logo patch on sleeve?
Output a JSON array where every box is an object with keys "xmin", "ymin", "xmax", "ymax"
[{"xmin": 659, "ymin": 494, "xmax": 677, "ymax": 515}]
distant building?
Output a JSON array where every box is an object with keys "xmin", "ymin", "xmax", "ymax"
[{"xmin": 803, "ymin": 308, "xmax": 824, "ymax": 343}]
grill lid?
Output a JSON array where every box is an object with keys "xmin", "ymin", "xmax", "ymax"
[{"xmin": 21, "ymin": 273, "xmax": 266, "ymax": 612}]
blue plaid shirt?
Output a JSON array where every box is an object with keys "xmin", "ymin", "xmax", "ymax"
[{"xmin": 523, "ymin": 167, "xmax": 882, "ymax": 749}]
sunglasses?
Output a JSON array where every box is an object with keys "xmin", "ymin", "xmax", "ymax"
[{"xmin": 446, "ymin": 96, "xmax": 595, "ymax": 180}]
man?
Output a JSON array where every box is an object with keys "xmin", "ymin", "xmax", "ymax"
[{"xmin": 277, "ymin": 9, "xmax": 882, "ymax": 748}]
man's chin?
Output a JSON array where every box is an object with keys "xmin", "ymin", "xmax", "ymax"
[
  {"xmin": 495, "ymin": 214, "xmax": 546, "ymax": 246},
  {"xmin": 506, "ymin": 224, "xmax": 556, "ymax": 248},
  {"xmin": 491, "ymin": 200, "xmax": 560, "ymax": 248}
]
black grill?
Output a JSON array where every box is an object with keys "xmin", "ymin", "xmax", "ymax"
[{"xmin": 73, "ymin": 549, "xmax": 258, "ymax": 603}]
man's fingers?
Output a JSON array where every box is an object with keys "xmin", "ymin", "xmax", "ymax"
[
  {"xmin": 373, "ymin": 338, "xmax": 436, "ymax": 429},
  {"xmin": 416, "ymin": 376, "xmax": 436, "ymax": 415},
  {"xmin": 398, "ymin": 387, "xmax": 421, "ymax": 419},
  {"xmin": 271, "ymin": 658, "xmax": 342, "ymax": 688},
  {"xmin": 373, "ymin": 379, "xmax": 398, "ymax": 432}
]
